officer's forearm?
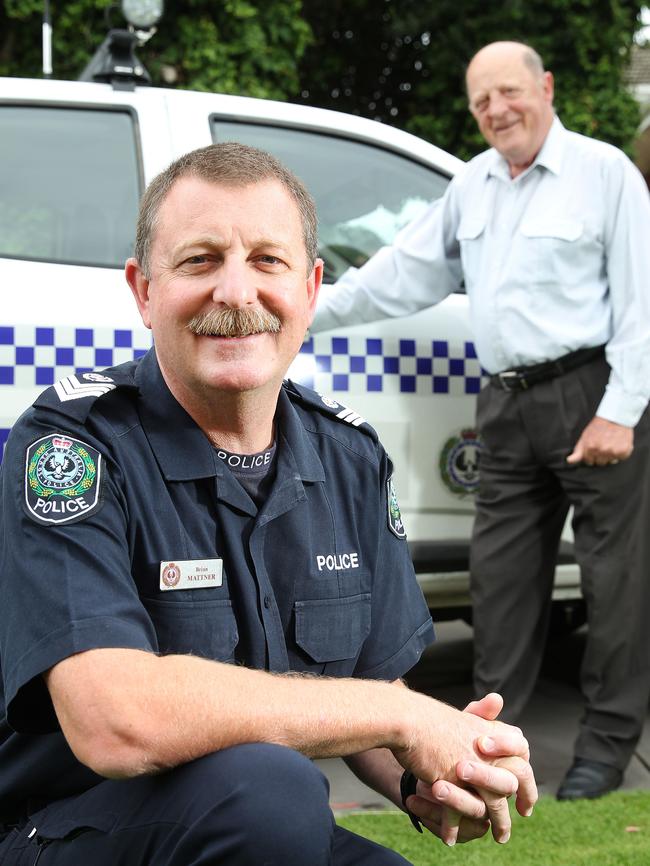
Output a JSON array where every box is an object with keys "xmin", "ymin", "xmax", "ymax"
[
  {"xmin": 45, "ymin": 646, "xmax": 519, "ymax": 786},
  {"xmin": 46, "ymin": 647, "xmax": 415, "ymax": 778}
]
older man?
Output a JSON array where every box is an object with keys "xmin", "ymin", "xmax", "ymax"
[
  {"xmin": 0, "ymin": 143, "xmax": 535, "ymax": 864},
  {"xmin": 312, "ymin": 42, "xmax": 650, "ymax": 801}
]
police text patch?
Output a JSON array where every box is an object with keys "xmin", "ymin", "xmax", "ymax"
[
  {"xmin": 387, "ymin": 477, "xmax": 406, "ymax": 539},
  {"xmin": 25, "ymin": 434, "xmax": 103, "ymax": 525}
]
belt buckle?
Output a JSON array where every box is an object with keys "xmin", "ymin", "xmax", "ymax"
[{"xmin": 497, "ymin": 371, "xmax": 526, "ymax": 391}]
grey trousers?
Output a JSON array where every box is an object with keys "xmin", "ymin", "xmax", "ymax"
[{"xmin": 470, "ymin": 357, "xmax": 650, "ymax": 770}]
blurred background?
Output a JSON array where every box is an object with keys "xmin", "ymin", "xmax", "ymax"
[{"xmin": 2, "ymin": 0, "xmax": 650, "ymax": 185}]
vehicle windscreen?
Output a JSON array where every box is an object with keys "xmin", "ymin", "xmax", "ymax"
[
  {"xmin": 210, "ymin": 120, "xmax": 449, "ymax": 283},
  {"xmin": 0, "ymin": 105, "xmax": 141, "ymax": 268}
]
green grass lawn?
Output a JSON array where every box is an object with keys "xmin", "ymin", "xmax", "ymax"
[{"xmin": 338, "ymin": 791, "xmax": 650, "ymax": 865}]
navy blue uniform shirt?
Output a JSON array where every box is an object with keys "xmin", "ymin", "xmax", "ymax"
[{"xmin": 0, "ymin": 349, "xmax": 434, "ymax": 821}]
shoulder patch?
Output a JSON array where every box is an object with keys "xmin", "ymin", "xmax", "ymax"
[
  {"xmin": 284, "ymin": 380, "xmax": 377, "ymax": 440},
  {"xmin": 24, "ymin": 434, "xmax": 103, "ymax": 525},
  {"xmin": 387, "ymin": 476, "xmax": 407, "ymax": 539}
]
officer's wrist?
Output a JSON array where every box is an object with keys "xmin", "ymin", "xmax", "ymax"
[{"xmin": 400, "ymin": 770, "xmax": 423, "ymax": 833}]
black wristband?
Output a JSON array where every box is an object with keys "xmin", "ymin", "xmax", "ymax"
[{"xmin": 400, "ymin": 770, "xmax": 423, "ymax": 833}]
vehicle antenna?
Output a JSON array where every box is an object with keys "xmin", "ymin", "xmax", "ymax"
[{"xmin": 42, "ymin": 0, "xmax": 53, "ymax": 79}]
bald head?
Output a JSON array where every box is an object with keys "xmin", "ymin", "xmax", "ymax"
[
  {"xmin": 469, "ymin": 41, "xmax": 545, "ymax": 80},
  {"xmin": 466, "ymin": 41, "xmax": 555, "ymax": 178}
]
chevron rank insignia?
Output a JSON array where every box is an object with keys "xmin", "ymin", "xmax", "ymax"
[
  {"xmin": 318, "ymin": 393, "xmax": 366, "ymax": 428},
  {"xmin": 54, "ymin": 372, "xmax": 116, "ymax": 403}
]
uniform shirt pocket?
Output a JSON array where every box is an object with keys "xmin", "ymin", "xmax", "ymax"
[
  {"xmin": 294, "ymin": 593, "xmax": 371, "ymax": 663},
  {"xmin": 142, "ymin": 596, "xmax": 239, "ymax": 662}
]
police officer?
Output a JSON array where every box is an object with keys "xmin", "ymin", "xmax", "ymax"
[{"xmin": 0, "ymin": 143, "xmax": 536, "ymax": 864}]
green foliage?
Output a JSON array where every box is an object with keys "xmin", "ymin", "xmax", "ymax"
[
  {"xmin": 338, "ymin": 791, "xmax": 650, "ymax": 865},
  {"xmin": 0, "ymin": 0, "xmax": 311, "ymax": 100},
  {"xmin": 1, "ymin": 0, "xmax": 643, "ymax": 156},
  {"xmin": 298, "ymin": 0, "xmax": 643, "ymax": 158}
]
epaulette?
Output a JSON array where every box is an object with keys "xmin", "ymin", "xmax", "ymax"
[
  {"xmin": 33, "ymin": 363, "xmax": 139, "ymax": 423},
  {"xmin": 284, "ymin": 379, "xmax": 378, "ymax": 443}
]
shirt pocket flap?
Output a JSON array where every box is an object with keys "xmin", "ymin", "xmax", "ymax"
[
  {"xmin": 143, "ymin": 596, "xmax": 239, "ymax": 661},
  {"xmin": 295, "ymin": 593, "xmax": 371, "ymax": 663},
  {"xmin": 520, "ymin": 218, "xmax": 583, "ymax": 241}
]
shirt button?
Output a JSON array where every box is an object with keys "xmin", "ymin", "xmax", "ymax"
[{"xmin": 263, "ymin": 595, "xmax": 271, "ymax": 609}]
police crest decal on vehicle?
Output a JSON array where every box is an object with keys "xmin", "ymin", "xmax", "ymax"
[
  {"xmin": 387, "ymin": 477, "xmax": 406, "ymax": 539},
  {"xmin": 25, "ymin": 434, "xmax": 102, "ymax": 525},
  {"xmin": 439, "ymin": 428, "xmax": 482, "ymax": 496}
]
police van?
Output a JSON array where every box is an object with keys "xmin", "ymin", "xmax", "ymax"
[{"xmin": 0, "ymin": 17, "xmax": 582, "ymax": 628}]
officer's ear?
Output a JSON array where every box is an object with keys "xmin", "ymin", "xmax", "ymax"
[
  {"xmin": 125, "ymin": 257, "xmax": 153, "ymax": 330},
  {"xmin": 305, "ymin": 257, "xmax": 324, "ymax": 324}
]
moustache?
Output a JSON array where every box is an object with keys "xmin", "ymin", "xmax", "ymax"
[{"xmin": 188, "ymin": 308, "xmax": 281, "ymax": 338}]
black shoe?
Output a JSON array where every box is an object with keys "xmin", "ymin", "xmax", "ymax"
[{"xmin": 556, "ymin": 758, "xmax": 623, "ymax": 801}]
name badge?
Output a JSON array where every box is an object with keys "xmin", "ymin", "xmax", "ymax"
[{"xmin": 159, "ymin": 559, "xmax": 223, "ymax": 591}]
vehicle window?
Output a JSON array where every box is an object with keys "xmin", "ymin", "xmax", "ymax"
[
  {"xmin": 0, "ymin": 106, "xmax": 141, "ymax": 268},
  {"xmin": 211, "ymin": 120, "xmax": 449, "ymax": 283}
]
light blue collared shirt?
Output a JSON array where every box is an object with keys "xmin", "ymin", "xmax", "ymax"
[{"xmin": 313, "ymin": 118, "xmax": 650, "ymax": 427}]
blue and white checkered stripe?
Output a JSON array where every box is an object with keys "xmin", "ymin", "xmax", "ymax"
[
  {"xmin": 294, "ymin": 335, "xmax": 485, "ymax": 395},
  {"xmin": 0, "ymin": 325, "xmax": 152, "ymax": 389},
  {"xmin": 0, "ymin": 329, "xmax": 485, "ymax": 463},
  {"xmin": 0, "ymin": 326, "xmax": 153, "ymax": 463}
]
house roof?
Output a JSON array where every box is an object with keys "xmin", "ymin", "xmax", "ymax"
[{"xmin": 627, "ymin": 44, "xmax": 650, "ymax": 85}]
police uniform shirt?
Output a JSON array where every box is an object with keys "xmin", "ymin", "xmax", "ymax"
[{"xmin": 0, "ymin": 349, "xmax": 434, "ymax": 820}]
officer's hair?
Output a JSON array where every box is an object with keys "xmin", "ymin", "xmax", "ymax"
[{"xmin": 135, "ymin": 142, "xmax": 318, "ymax": 277}]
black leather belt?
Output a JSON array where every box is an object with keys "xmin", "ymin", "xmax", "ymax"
[{"xmin": 490, "ymin": 345, "xmax": 606, "ymax": 392}]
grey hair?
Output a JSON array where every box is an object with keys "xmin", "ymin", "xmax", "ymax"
[
  {"xmin": 522, "ymin": 46, "xmax": 545, "ymax": 77},
  {"xmin": 134, "ymin": 142, "xmax": 318, "ymax": 277}
]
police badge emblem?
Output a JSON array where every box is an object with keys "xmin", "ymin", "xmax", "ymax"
[
  {"xmin": 24, "ymin": 434, "xmax": 103, "ymax": 525},
  {"xmin": 439, "ymin": 428, "xmax": 482, "ymax": 496},
  {"xmin": 161, "ymin": 562, "xmax": 181, "ymax": 589},
  {"xmin": 387, "ymin": 477, "xmax": 406, "ymax": 539}
]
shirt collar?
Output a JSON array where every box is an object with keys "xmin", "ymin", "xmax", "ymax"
[
  {"xmin": 487, "ymin": 114, "xmax": 565, "ymax": 181},
  {"xmin": 136, "ymin": 349, "xmax": 219, "ymax": 481},
  {"xmin": 135, "ymin": 349, "xmax": 325, "ymax": 484}
]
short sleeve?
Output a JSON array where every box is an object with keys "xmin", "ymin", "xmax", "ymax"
[
  {"xmin": 354, "ymin": 447, "xmax": 434, "ymax": 681},
  {"xmin": 0, "ymin": 411, "xmax": 158, "ymax": 734}
]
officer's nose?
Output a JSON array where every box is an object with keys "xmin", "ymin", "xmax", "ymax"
[{"xmin": 211, "ymin": 257, "xmax": 257, "ymax": 308}]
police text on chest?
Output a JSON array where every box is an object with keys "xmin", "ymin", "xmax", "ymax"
[{"xmin": 316, "ymin": 551, "xmax": 360, "ymax": 572}]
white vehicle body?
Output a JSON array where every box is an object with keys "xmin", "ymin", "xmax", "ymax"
[{"xmin": 0, "ymin": 73, "xmax": 581, "ymax": 621}]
